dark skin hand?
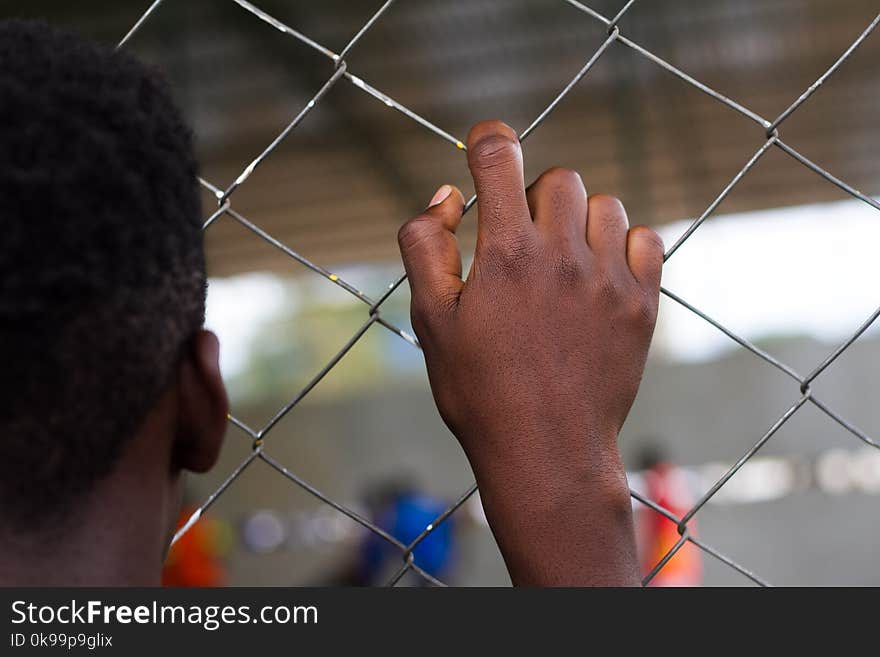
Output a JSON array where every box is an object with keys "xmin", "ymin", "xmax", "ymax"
[{"xmin": 397, "ymin": 120, "xmax": 664, "ymax": 586}]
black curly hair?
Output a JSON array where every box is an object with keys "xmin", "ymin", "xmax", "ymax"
[{"xmin": 0, "ymin": 20, "xmax": 205, "ymax": 529}]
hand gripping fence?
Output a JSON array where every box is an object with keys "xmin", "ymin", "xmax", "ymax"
[{"xmin": 117, "ymin": 0, "xmax": 880, "ymax": 587}]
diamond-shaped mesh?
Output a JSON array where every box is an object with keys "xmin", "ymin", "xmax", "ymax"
[{"xmin": 117, "ymin": 0, "xmax": 880, "ymax": 587}]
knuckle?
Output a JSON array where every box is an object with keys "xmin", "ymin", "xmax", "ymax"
[
  {"xmin": 593, "ymin": 271, "xmax": 624, "ymax": 308},
  {"xmin": 592, "ymin": 269, "xmax": 657, "ymax": 326},
  {"xmin": 533, "ymin": 168, "xmax": 585, "ymax": 210},
  {"xmin": 490, "ymin": 232, "xmax": 537, "ymax": 275},
  {"xmin": 409, "ymin": 292, "xmax": 447, "ymax": 333},
  {"xmin": 397, "ymin": 216, "xmax": 432, "ymax": 251},
  {"xmin": 590, "ymin": 193, "xmax": 625, "ymax": 213},
  {"xmin": 469, "ymin": 132, "xmax": 520, "ymax": 172},
  {"xmin": 552, "ymin": 251, "xmax": 586, "ymax": 286},
  {"xmin": 592, "ymin": 194, "xmax": 627, "ymax": 227},
  {"xmin": 632, "ymin": 225, "xmax": 665, "ymax": 254},
  {"xmin": 627, "ymin": 290, "xmax": 657, "ymax": 327},
  {"xmin": 537, "ymin": 166, "xmax": 583, "ymax": 191}
]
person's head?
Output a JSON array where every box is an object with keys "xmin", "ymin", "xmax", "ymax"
[{"xmin": 0, "ymin": 19, "xmax": 227, "ymax": 581}]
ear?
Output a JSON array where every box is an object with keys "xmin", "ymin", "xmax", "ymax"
[{"xmin": 174, "ymin": 329, "xmax": 229, "ymax": 473}]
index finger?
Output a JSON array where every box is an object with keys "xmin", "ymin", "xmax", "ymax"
[{"xmin": 466, "ymin": 120, "xmax": 533, "ymax": 246}]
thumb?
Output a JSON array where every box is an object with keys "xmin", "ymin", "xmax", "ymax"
[{"xmin": 397, "ymin": 184, "xmax": 466, "ymax": 320}]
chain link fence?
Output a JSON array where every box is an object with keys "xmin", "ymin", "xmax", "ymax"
[{"xmin": 117, "ymin": 0, "xmax": 880, "ymax": 587}]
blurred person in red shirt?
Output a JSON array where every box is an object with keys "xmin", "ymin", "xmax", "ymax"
[{"xmin": 636, "ymin": 446, "xmax": 703, "ymax": 586}]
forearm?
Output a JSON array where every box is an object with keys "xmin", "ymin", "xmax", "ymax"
[{"xmin": 465, "ymin": 427, "xmax": 641, "ymax": 587}]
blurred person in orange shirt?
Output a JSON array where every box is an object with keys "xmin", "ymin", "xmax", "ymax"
[{"xmin": 162, "ymin": 505, "xmax": 230, "ymax": 587}]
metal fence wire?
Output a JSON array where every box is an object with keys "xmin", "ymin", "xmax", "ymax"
[{"xmin": 115, "ymin": 0, "xmax": 880, "ymax": 587}]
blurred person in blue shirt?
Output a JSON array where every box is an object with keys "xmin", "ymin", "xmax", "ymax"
[{"xmin": 358, "ymin": 479, "xmax": 455, "ymax": 585}]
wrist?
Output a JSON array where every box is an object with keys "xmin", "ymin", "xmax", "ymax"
[
  {"xmin": 480, "ymin": 461, "xmax": 638, "ymax": 586},
  {"xmin": 462, "ymin": 426, "xmax": 639, "ymax": 586},
  {"xmin": 469, "ymin": 430, "xmax": 629, "ymax": 519},
  {"xmin": 458, "ymin": 419, "xmax": 623, "ymax": 487}
]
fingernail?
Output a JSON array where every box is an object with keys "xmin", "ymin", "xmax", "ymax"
[{"xmin": 429, "ymin": 184, "xmax": 452, "ymax": 207}]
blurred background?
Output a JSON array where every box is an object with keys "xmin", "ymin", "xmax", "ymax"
[{"xmin": 5, "ymin": 0, "xmax": 879, "ymax": 585}]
